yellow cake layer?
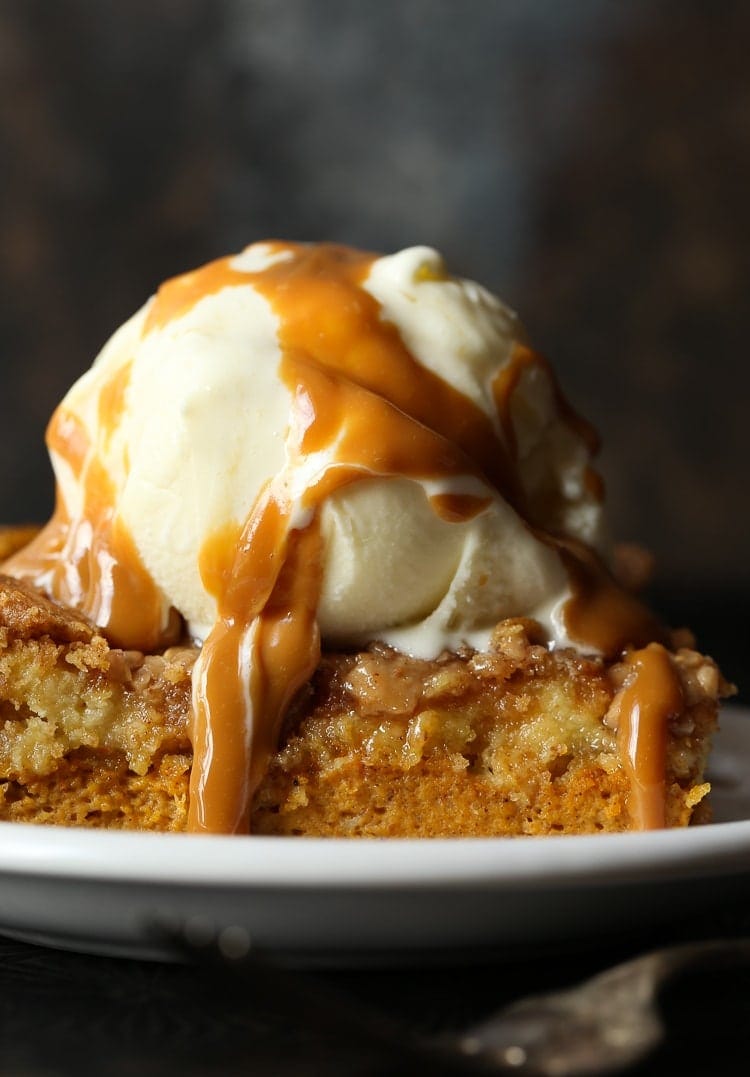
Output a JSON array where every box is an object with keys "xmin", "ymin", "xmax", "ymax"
[{"xmin": 0, "ymin": 575, "xmax": 725, "ymax": 835}]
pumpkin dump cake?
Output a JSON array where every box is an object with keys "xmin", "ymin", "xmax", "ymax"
[{"xmin": 0, "ymin": 243, "xmax": 732, "ymax": 836}]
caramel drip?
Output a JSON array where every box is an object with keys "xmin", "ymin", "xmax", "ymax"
[
  {"xmin": 189, "ymin": 495, "xmax": 323, "ymax": 833},
  {"xmin": 492, "ymin": 345, "xmax": 654, "ymax": 661},
  {"xmin": 198, "ymin": 520, "xmax": 244, "ymax": 601},
  {"xmin": 492, "ymin": 344, "xmax": 606, "ymax": 541},
  {"xmin": 290, "ymin": 359, "xmax": 488, "ymax": 490},
  {"xmin": 492, "ymin": 344, "xmax": 601, "ymax": 463},
  {"xmin": 560, "ymin": 541, "xmax": 667, "ymax": 659},
  {"xmin": 5, "ymin": 391, "xmax": 176, "ymax": 652},
  {"xmin": 98, "ymin": 358, "xmax": 133, "ymax": 449},
  {"xmin": 49, "ymin": 408, "xmax": 89, "ymax": 479},
  {"xmin": 143, "ymin": 258, "xmax": 252, "ymax": 335},
  {"xmin": 429, "ymin": 493, "xmax": 493, "ymax": 523},
  {"xmin": 492, "ymin": 344, "xmax": 531, "ymax": 458},
  {"xmin": 616, "ymin": 643, "xmax": 684, "ymax": 830},
  {"xmin": 583, "ymin": 465, "xmax": 606, "ymax": 502}
]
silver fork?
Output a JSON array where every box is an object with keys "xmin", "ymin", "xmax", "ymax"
[
  {"xmin": 151, "ymin": 918, "xmax": 750, "ymax": 1075},
  {"xmin": 453, "ymin": 937, "xmax": 750, "ymax": 1073}
]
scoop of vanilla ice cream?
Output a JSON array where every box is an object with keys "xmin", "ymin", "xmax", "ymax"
[{"xmin": 51, "ymin": 243, "xmax": 605, "ymax": 655}]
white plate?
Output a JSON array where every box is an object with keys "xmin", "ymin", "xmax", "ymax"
[{"xmin": 1, "ymin": 706, "xmax": 749, "ymax": 966}]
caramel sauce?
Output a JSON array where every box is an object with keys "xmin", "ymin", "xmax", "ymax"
[
  {"xmin": 143, "ymin": 259, "xmax": 251, "ymax": 336},
  {"xmin": 493, "ymin": 344, "xmax": 601, "ymax": 461},
  {"xmin": 198, "ymin": 520, "xmax": 244, "ymax": 601},
  {"xmin": 190, "ymin": 495, "xmax": 323, "ymax": 832},
  {"xmin": 583, "ymin": 465, "xmax": 606, "ymax": 502},
  {"xmin": 616, "ymin": 643, "xmax": 684, "ymax": 829},
  {"xmin": 560, "ymin": 540, "xmax": 667, "ymax": 659},
  {"xmin": 491, "ymin": 343, "xmax": 533, "ymax": 458},
  {"xmin": 98, "ymin": 358, "xmax": 133, "ymax": 449},
  {"xmin": 150, "ymin": 244, "xmax": 523, "ymax": 502},
  {"xmin": 48, "ymin": 408, "xmax": 90, "ymax": 479},
  {"xmin": 491, "ymin": 344, "xmax": 657, "ymax": 661},
  {"xmin": 429, "ymin": 493, "xmax": 493, "ymax": 523},
  {"xmin": 5, "ymin": 241, "xmax": 673, "ymax": 833},
  {"xmin": 5, "ymin": 398, "xmax": 177, "ymax": 651}
]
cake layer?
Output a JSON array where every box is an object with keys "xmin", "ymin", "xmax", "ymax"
[{"xmin": 0, "ymin": 575, "xmax": 725, "ymax": 836}]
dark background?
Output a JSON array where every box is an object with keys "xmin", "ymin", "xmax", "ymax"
[{"xmin": 0, "ymin": 0, "xmax": 747, "ymax": 690}]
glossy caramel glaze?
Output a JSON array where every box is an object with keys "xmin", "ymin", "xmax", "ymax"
[
  {"xmin": 616, "ymin": 643, "xmax": 685, "ymax": 829},
  {"xmin": 6, "ymin": 408, "xmax": 179, "ymax": 651}
]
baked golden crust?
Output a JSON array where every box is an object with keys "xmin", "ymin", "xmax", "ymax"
[
  {"xmin": 0, "ymin": 572, "xmax": 728, "ymax": 835},
  {"xmin": 252, "ymin": 625, "xmax": 720, "ymax": 836}
]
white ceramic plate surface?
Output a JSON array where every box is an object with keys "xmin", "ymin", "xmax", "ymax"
[{"xmin": 1, "ymin": 705, "xmax": 749, "ymax": 966}]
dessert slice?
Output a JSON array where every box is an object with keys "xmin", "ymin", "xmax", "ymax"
[
  {"xmin": 255, "ymin": 625, "xmax": 726, "ymax": 836},
  {"xmin": 0, "ymin": 242, "xmax": 734, "ymax": 835},
  {"xmin": 0, "ymin": 569, "xmax": 728, "ymax": 835},
  {"xmin": 0, "ymin": 569, "xmax": 193, "ymax": 830}
]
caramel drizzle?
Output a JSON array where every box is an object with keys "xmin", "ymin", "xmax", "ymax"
[
  {"xmin": 5, "ymin": 407, "xmax": 178, "ymax": 651},
  {"xmin": 191, "ymin": 495, "xmax": 323, "ymax": 832},
  {"xmin": 560, "ymin": 541, "xmax": 666, "ymax": 657},
  {"xmin": 492, "ymin": 344, "xmax": 600, "ymax": 459},
  {"xmin": 4, "ymin": 242, "xmax": 669, "ymax": 833},
  {"xmin": 616, "ymin": 643, "xmax": 684, "ymax": 829},
  {"xmin": 491, "ymin": 343, "xmax": 661, "ymax": 655}
]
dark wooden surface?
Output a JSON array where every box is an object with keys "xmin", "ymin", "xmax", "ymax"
[{"xmin": 1, "ymin": 899, "xmax": 750, "ymax": 1076}]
